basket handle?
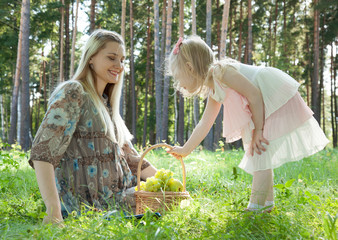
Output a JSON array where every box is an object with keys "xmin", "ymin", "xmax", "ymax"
[{"xmin": 136, "ymin": 143, "xmax": 186, "ymax": 192}]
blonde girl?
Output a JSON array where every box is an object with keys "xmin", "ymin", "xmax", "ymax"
[{"xmin": 167, "ymin": 36, "xmax": 329, "ymax": 212}]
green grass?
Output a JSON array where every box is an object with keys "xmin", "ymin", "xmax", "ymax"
[{"xmin": 0, "ymin": 143, "xmax": 337, "ymax": 239}]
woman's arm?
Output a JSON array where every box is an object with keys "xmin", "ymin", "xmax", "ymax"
[
  {"xmin": 140, "ymin": 165, "xmax": 157, "ymax": 180},
  {"xmin": 122, "ymin": 142, "xmax": 157, "ymax": 180},
  {"xmin": 29, "ymin": 82, "xmax": 84, "ymax": 224},
  {"xmin": 220, "ymin": 67, "xmax": 269, "ymax": 155},
  {"xmin": 168, "ymin": 97, "xmax": 222, "ymax": 158},
  {"xmin": 33, "ymin": 161, "xmax": 63, "ymax": 224}
]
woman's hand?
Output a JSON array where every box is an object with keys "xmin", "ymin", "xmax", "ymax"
[
  {"xmin": 141, "ymin": 165, "xmax": 157, "ymax": 180},
  {"xmin": 167, "ymin": 146, "xmax": 191, "ymax": 159},
  {"xmin": 33, "ymin": 161, "xmax": 64, "ymax": 226},
  {"xmin": 250, "ymin": 129, "xmax": 269, "ymax": 156},
  {"xmin": 42, "ymin": 207, "xmax": 64, "ymax": 226}
]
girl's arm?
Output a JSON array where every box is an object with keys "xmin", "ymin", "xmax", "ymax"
[
  {"xmin": 33, "ymin": 161, "xmax": 63, "ymax": 224},
  {"xmin": 220, "ymin": 67, "xmax": 269, "ymax": 155},
  {"xmin": 168, "ymin": 97, "xmax": 222, "ymax": 158}
]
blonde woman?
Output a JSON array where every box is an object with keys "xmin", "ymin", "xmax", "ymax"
[{"xmin": 29, "ymin": 29, "xmax": 156, "ymax": 224}]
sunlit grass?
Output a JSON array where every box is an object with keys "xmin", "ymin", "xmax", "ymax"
[{"xmin": 0, "ymin": 143, "xmax": 337, "ymax": 239}]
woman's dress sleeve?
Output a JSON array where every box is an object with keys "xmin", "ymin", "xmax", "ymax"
[{"xmin": 29, "ymin": 81, "xmax": 84, "ymax": 169}]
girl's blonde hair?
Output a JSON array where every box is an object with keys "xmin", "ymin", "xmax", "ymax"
[
  {"xmin": 50, "ymin": 29, "xmax": 132, "ymax": 147},
  {"xmin": 167, "ymin": 35, "xmax": 239, "ymax": 98},
  {"xmin": 167, "ymin": 35, "xmax": 215, "ymax": 98}
]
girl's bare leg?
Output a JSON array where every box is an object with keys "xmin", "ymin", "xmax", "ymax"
[
  {"xmin": 247, "ymin": 169, "xmax": 273, "ymax": 210},
  {"xmin": 264, "ymin": 169, "xmax": 274, "ymax": 211}
]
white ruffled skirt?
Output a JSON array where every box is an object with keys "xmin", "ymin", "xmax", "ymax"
[{"xmin": 222, "ymin": 67, "xmax": 329, "ymax": 174}]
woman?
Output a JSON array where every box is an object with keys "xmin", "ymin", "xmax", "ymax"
[{"xmin": 29, "ymin": 29, "xmax": 156, "ymax": 224}]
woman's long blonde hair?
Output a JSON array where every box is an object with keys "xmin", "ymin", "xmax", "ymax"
[{"xmin": 50, "ymin": 29, "xmax": 132, "ymax": 146}]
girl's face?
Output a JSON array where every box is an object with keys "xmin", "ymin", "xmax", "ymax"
[
  {"xmin": 90, "ymin": 41, "xmax": 125, "ymax": 94},
  {"xmin": 177, "ymin": 70, "xmax": 199, "ymax": 94}
]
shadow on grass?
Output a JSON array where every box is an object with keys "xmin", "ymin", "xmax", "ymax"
[{"xmin": 222, "ymin": 210, "xmax": 300, "ymax": 239}]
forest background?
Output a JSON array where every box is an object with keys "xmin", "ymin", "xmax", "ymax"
[{"xmin": 0, "ymin": 0, "xmax": 337, "ymax": 152}]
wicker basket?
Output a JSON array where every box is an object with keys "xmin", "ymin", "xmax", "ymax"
[{"xmin": 134, "ymin": 143, "xmax": 190, "ymax": 214}]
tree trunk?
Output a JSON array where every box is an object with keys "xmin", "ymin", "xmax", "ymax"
[
  {"xmin": 17, "ymin": 91, "xmax": 21, "ymax": 145},
  {"xmin": 247, "ymin": 0, "xmax": 253, "ymax": 65},
  {"xmin": 90, "ymin": 0, "xmax": 96, "ymax": 33},
  {"xmin": 43, "ymin": 59, "xmax": 47, "ymax": 112},
  {"xmin": 238, "ymin": 0, "xmax": 243, "ymax": 62},
  {"xmin": 35, "ymin": 76, "xmax": 41, "ymax": 136},
  {"xmin": 192, "ymin": 0, "xmax": 199, "ymax": 128},
  {"xmin": 312, "ymin": 0, "xmax": 320, "ymax": 122},
  {"xmin": 174, "ymin": 93, "xmax": 177, "ymax": 143},
  {"xmin": 192, "ymin": 0, "xmax": 196, "ymax": 35},
  {"xmin": 319, "ymin": 16, "xmax": 325, "ymax": 131},
  {"xmin": 149, "ymin": 71, "xmax": 156, "ymax": 144},
  {"xmin": 154, "ymin": 0, "xmax": 162, "ymax": 142},
  {"xmin": 49, "ymin": 39, "xmax": 57, "ymax": 93},
  {"xmin": 244, "ymin": 37, "xmax": 248, "ymax": 64},
  {"xmin": 20, "ymin": 0, "xmax": 31, "ymax": 150},
  {"xmin": 143, "ymin": 4, "xmax": 151, "ymax": 148},
  {"xmin": 121, "ymin": 0, "xmax": 126, "ymax": 39},
  {"xmin": 161, "ymin": 0, "xmax": 173, "ymax": 143},
  {"xmin": 213, "ymin": 0, "xmax": 230, "ymax": 150},
  {"xmin": 228, "ymin": 3, "xmax": 234, "ymax": 57},
  {"xmin": 160, "ymin": 1, "xmax": 167, "ymax": 70},
  {"xmin": 70, "ymin": 0, "xmax": 79, "ymax": 79},
  {"xmin": 120, "ymin": 0, "xmax": 126, "ymax": 118},
  {"xmin": 64, "ymin": 0, "xmax": 70, "ymax": 81},
  {"xmin": 204, "ymin": 0, "xmax": 213, "ymax": 151},
  {"xmin": 206, "ymin": 0, "xmax": 212, "ymax": 47},
  {"xmin": 30, "ymin": 90, "xmax": 34, "ymax": 137},
  {"xmin": 59, "ymin": 0, "xmax": 65, "ymax": 82},
  {"xmin": 283, "ymin": 0, "xmax": 287, "ymax": 56},
  {"xmin": 330, "ymin": 42, "xmax": 337, "ymax": 147},
  {"xmin": 217, "ymin": 0, "xmax": 221, "ymax": 63},
  {"xmin": 220, "ymin": 0, "xmax": 230, "ymax": 59},
  {"xmin": 8, "ymin": 0, "xmax": 24, "ymax": 144},
  {"xmin": 334, "ymin": 45, "xmax": 337, "ymax": 148},
  {"xmin": 0, "ymin": 95, "xmax": 4, "ymax": 141},
  {"xmin": 177, "ymin": 0, "xmax": 184, "ymax": 145},
  {"xmin": 305, "ymin": 30, "xmax": 310, "ymax": 106},
  {"xmin": 129, "ymin": 0, "xmax": 136, "ymax": 144},
  {"xmin": 268, "ymin": 3, "xmax": 272, "ymax": 66},
  {"xmin": 159, "ymin": 0, "xmax": 167, "ymax": 138},
  {"xmin": 35, "ymin": 51, "xmax": 43, "ymax": 135},
  {"xmin": 273, "ymin": 0, "xmax": 278, "ymax": 66}
]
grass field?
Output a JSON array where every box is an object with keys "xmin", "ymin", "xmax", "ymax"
[{"xmin": 0, "ymin": 143, "xmax": 337, "ymax": 239}]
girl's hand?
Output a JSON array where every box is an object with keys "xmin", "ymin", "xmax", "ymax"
[
  {"xmin": 250, "ymin": 129, "xmax": 269, "ymax": 156},
  {"xmin": 167, "ymin": 146, "xmax": 191, "ymax": 159}
]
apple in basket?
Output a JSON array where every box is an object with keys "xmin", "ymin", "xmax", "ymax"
[
  {"xmin": 135, "ymin": 168, "xmax": 184, "ymax": 192},
  {"xmin": 168, "ymin": 178, "xmax": 183, "ymax": 192}
]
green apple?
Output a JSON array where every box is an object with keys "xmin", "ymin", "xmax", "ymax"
[{"xmin": 168, "ymin": 178, "xmax": 184, "ymax": 192}]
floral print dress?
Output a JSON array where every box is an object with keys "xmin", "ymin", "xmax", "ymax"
[{"xmin": 29, "ymin": 80, "xmax": 151, "ymax": 216}]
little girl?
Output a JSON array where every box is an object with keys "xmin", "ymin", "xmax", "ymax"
[{"xmin": 167, "ymin": 36, "xmax": 329, "ymax": 212}]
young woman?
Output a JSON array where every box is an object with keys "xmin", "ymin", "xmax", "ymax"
[{"xmin": 29, "ymin": 29, "xmax": 156, "ymax": 224}]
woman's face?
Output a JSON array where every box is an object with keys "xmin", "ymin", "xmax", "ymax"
[{"xmin": 90, "ymin": 41, "xmax": 125, "ymax": 94}]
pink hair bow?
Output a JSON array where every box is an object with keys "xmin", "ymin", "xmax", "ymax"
[{"xmin": 173, "ymin": 37, "xmax": 183, "ymax": 55}]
